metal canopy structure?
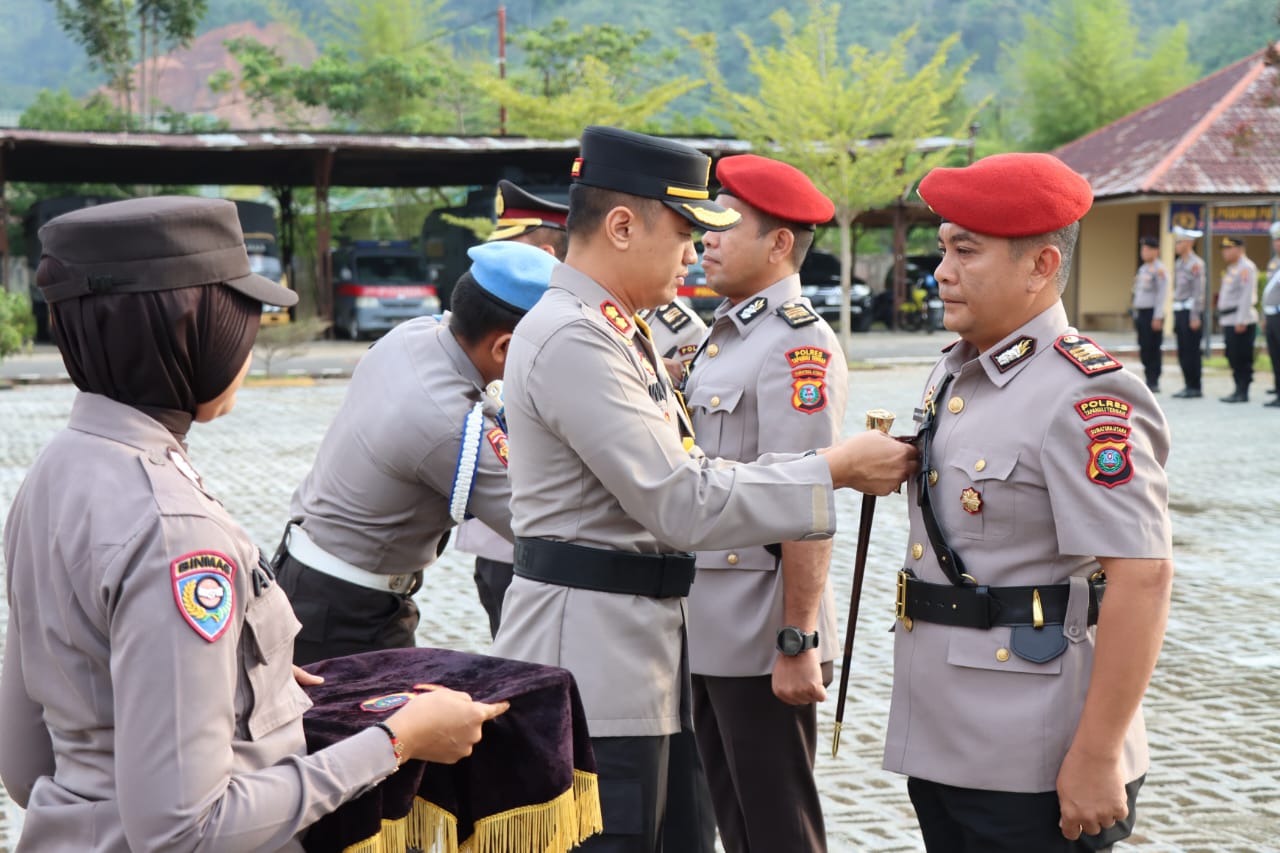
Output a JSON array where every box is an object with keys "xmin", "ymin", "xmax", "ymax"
[{"xmin": 0, "ymin": 128, "xmax": 948, "ymax": 325}]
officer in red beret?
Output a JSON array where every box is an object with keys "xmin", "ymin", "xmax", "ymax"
[
  {"xmin": 884, "ymin": 153, "xmax": 1174, "ymax": 852},
  {"xmin": 683, "ymin": 153, "xmax": 845, "ymax": 853}
]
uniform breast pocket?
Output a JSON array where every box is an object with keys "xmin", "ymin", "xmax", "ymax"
[
  {"xmin": 688, "ymin": 383, "xmax": 747, "ymax": 457},
  {"xmin": 241, "ymin": 584, "xmax": 312, "ymax": 740},
  {"xmin": 945, "ymin": 448, "xmax": 1018, "ymax": 541}
]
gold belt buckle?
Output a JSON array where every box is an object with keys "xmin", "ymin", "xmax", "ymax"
[{"xmin": 896, "ymin": 570, "xmax": 914, "ymax": 632}]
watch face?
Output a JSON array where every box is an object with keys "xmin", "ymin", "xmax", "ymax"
[{"xmin": 778, "ymin": 627, "xmax": 803, "ymax": 655}]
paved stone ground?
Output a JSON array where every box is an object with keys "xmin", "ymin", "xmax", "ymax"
[{"xmin": 2, "ymin": 355, "xmax": 1278, "ymax": 852}]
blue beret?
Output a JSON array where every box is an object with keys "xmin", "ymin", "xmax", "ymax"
[{"xmin": 465, "ymin": 241, "xmax": 557, "ymax": 313}]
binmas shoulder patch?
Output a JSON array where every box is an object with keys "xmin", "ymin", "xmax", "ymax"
[
  {"xmin": 1054, "ymin": 334, "xmax": 1123, "ymax": 376},
  {"xmin": 172, "ymin": 551, "xmax": 236, "ymax": 642}
]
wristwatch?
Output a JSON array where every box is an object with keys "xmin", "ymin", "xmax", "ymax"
[{"xmin": 776, "ymin": 626, "xmax": 819, "ymax": 656}]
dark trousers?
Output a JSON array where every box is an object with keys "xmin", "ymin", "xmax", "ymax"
[
  {"xmin": 580, "ymin": 735, "xmax": 670, "ymax": 853},
  {"xmin": 907, "ymin": 775, "xmax": 1144, "ymax": 853},
  {"xmin": 1223, "ymin": 323, "xmax": 1258, "ymax": 393},
  {"xmin": 692, "ymin": 672, "xmax": 828, "ymax": 853},
  {"xmin": 275, "ymin": 552, "xmax": 420, "ymax": 665},
  {"xmin": 1173, "ymin": 308, "xmax": 1203, "ymax": 390},
  {"xmin": 1266, "ymin": 314, "xmax": 1280, "ymax": 391},
  {"xmin": 1133, "ymin": 307, "xmax": 1162, "ymax": 388},
  {"xmin": 472, "ymin": 557, "xmax": 514, "ymax": 639}
]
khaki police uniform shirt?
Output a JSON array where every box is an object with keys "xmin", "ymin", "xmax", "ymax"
[
  {"xmin": 290, "ymin": 315, "xmax": 514, "ymax": 574},
  {"xmin": 0, "ymin": 394, "xmax": 396, "ymax": 852},
  {"xmin": 490, "ymin": 263, "xmax": 837, "ymax": 738},
  {"xmin": 1173, "ymin": 251, "xmax": 1205, "ymax": 315},
  {"xmin": 641, "ymin": 300, "xmax": 708, "ymax": 367},
  {"xmin": 882, "ymin": 303, "xmax": 1172, "ymax": 793},
  {"xmin": 1131, "ymin": 260, "xmax": 1168, "ymax": 318},
  {"xmin": 1263, "ymin": 256, "xmax": 1280, "ymax": 310},
  {"xmin": 685, "ymin": 275, "xmax": 844, "ymax": 676},
  {"xmin": 1217, "ymin": 256, "xmax": 1259, "ymax": 326}
]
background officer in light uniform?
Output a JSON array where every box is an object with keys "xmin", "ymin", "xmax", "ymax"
[
  {"xmin": 275, "ymin": 241, "xmax": 556, "ymax": 663},
  {"xmin": 1170, "ymin": 225, "xmax": 1205, "ymax": 398},
  {"xmin": 1216, "ymin": 235, "xmax": 1259, "ymax": 403},
  {"xmin": 1261, "ymin": 221, "xmax": 1280, "ymax": 406},
  {"xmin": 0, "ymin": 197, "xmax": 505, "ymax": 852},
  {"xmin": 455, "ymin": 180, "xmax": 569, "ymax": 639},
  {"xmin": 490, "ymin": 125, "xmax": 917, "ymax": 853},
  {"xmin": 1130, "ymin": 234, "xmax": 1167, "ymax": 392},
  {"xmin": 684, "ymin": 153, "xmax": 843, "ymax": 853},
  {"xmin": 884, "ymin": 154, "xmax": 1174, "ymax": 851}
]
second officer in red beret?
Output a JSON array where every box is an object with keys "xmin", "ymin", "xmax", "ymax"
[
  {"xmin": 683, "ymin": 153, "xmax": 845, "ymax": 853},
  {"xmin": 886, "ymin": 153, "xmax": 1173, "ymax": 851}
]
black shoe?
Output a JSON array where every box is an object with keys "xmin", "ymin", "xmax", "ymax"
[
  {"xmin": 1172, "ymin": 388, "xmax": 1202, "ymax": 398},
  {"xmin": 1221, "ymin": 391, "xmax": 1248, "ymax": 403},
  {"xmin": 1265, "ymin": 398, "xmax": 1280, "ymax": 408},
  {"xmin": 1147, "ymin": 383, "xmax": 1160, "ymax": 393}
]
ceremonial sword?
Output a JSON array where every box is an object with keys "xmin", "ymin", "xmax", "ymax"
[{"xmin": 832, "ymin": 408, "xmax": 895, "ymax": 757}]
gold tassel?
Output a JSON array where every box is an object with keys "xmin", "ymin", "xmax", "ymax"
[
  {"xmin": 341, "ymin": 772, "xmax": 602, "ymax": 853},
  {"xmin": 342, "ymin": 797, "xmax": 458, "ymax": 853}
]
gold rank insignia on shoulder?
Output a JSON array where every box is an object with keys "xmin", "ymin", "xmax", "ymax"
[
  {"xmin": 777, "ymin": 302, "xmax": 819, "ymax": 327},
  {"xmin": 990, "ymin": 336, "xmax": 1036, "ymax": 373},
  {"xmin": 658, "ymin": 302, "xmax": 692, "ymax": 332},
  {"xmin": 600, "ymin": 300, "xmax": 632, "ymax": 336},
  {"xmin": 1053, "ymin": 334, "xmax": 1123, "ymax": 376},
  {"xmin": 736, "ymin": 296, "xmax": 768, "ymax": 324}
]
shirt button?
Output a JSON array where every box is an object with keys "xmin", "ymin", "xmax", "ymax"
[
  {"xmin": 707, "ymin": 344, "xmax": 720, "ymax": 357},
  {"xmin": 710, "ymin": 395, "xmax": 721, "ymax": 407},
  {"xmin": 948, "ymin": 396, "xmax": 964, "ymax": 414},
  {"xmin": 1067, "ymin": 625, "xmax": 1081, "ymax": 638},
  {"xmin": 726, "ymin": 553, "xmax": 739, "ymax": 565},
  {"xmin": 911, "ymin": 543, "xmax": 924, "ymax": 559},
  {"xmin": 995, "ymin": 648, "xmax": 1010, "ymax": 662},
  {"xmin": 928, "ymin": 469, "xmax": 939, "ymax": 486},
  {"xmin": 974, "ymin": 459, "xmax": 986, "ymax": 472}
]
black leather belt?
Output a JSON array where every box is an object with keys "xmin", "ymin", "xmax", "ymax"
[
  {"xmin": 897, "ymin": 571, "xmax": 1101, "ymax": 630},
  {"xmin": 513, "ymin": 537, "xmax": 696, "ymax": 598}
]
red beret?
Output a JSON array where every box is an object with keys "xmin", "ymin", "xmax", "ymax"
[
  {"xmin": 715, "ymin": 154, "xmax": 834, "ymax": 227},
  {"xmin": 918, "ymin": 153, "xmax": 1093, "ymax": 238}
]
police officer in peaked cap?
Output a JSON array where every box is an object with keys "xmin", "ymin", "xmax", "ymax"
[
  {"xmin": 886, "ymin": 155, "xmax": 1173, "ymax": 851},
  {"xmin": 0, "ymin": 196, "xmax": 506, "ymax": 852},
  {"xmin": 489, "ymin": 126, "xmax": 917, "ymax": 853}
]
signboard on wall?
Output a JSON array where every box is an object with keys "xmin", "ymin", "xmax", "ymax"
[
  {"xmin": 1169, "ymin": 203, "xmax": 1204, "ymax": 232},
  {"xmin": 1209, "ymin": 203, "xmax": 1275, "ymax": 235}
]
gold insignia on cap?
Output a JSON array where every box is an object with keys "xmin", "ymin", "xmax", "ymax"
[
  {"xmin": 666, "ymin": 185, "xmax": 710, "ymax": 200},
  {"xmin": 494, "ymin": 186, "xmax": 505, "ymax": 217},
  {"xmin": 948, "ymin": 396, "xmax": 964, "ymax": 414},
  {"xmin": 681, "ymin": 204, "xmax": 741, "ymax": 228}
]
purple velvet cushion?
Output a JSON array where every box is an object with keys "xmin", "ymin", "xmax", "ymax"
[{"xmin": 301, "ymin": 647, "xmax": 595, "ymax": 852}]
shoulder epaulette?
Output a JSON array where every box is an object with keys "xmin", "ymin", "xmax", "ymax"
[
  {"xmin": 656, "ymin": 301, "xmax": 694, "ymax": 333},
  {"xmin": 776, "ymin": 301, "xmax": 819, "ymax": 328},
  {"xmin": 1053, "ymin": 333, "xmax": 1123, "ymax": 376}
]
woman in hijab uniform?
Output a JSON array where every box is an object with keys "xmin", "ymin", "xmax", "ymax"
[{"xmin": 0, "ymin": 197, "xmax": 507, "ymax": 853}]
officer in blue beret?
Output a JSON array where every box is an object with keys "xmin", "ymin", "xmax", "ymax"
[{"xmin": 274, "ymin": 240, "xmax": 557, "ymax": 664}]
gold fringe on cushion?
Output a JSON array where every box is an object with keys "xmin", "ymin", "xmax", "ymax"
[
  {"xmin": 461, "ymin": 770, "xmax": 603, "ymax": 853},
  {"xmin": 342, "ymin": 797, "xmax": 458, "ymax": 853},
  {"xmin": 341, "ymin": 771, "xmax": 601, "ymax": 853}
]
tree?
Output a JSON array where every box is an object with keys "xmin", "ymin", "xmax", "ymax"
[
  {"xmin": 219, "ymin": 0, "xmax": 497, "ymax": 133},
  {"xmin": 1007, "ymin": 0, "xmax": 1198, "ymax": 151},
  {"xmin": 480, "ymin": 18, "xmax": 704, "ymax": 138},
  {"xmin": 701, "ymin": 0, "xmax": 975, "ymax": 353},
  {"xmin": 47, "ymin": 0, "xmax": 207, "ymax": 126},
  {"xmin": 0, "ymin": 291, "xmax": 36, "ymax": 365}
]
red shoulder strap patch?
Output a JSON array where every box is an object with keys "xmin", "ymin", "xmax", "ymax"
[{"xmin": 1054, "ymin": 334, "xmax": 1123, "ymax": 376}]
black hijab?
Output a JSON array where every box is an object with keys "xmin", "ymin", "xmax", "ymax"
[{"xmin": 42, "ymin": 256, "xmax": 262, "ymax": 437}]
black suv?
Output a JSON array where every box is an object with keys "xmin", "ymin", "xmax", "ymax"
[{"xmin": 799, "ymin": 249, "xmax": 873, "ymax": 331}]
